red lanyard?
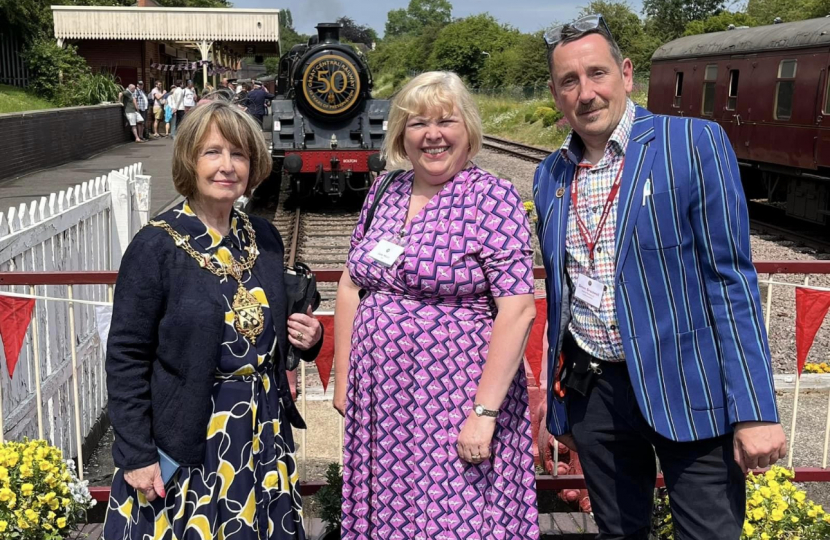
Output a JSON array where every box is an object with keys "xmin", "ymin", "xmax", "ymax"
[{"xmin": 571, "ymin": 158, "xmax": 625, "ymax": 269}]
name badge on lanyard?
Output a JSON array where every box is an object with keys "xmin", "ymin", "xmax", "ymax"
[
  {"xmin": 574, "ymin": 273, "xmax": 605, "ymax": 308},
  {"xmin": 368, "ymin": 238, "xmax": 405, "ymax": 267}
]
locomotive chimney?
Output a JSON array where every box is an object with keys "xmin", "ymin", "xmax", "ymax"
[{"xmin": 316, "ymin": 23, "xmax": 342, "ymax": 44}]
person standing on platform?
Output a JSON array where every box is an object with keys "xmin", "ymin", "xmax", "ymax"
[
  {"xmin": 118, "ymin": 84, "xmax": 143, "ymax": 144},
  {"xmin": 247, "ymin": 81, "xmax": 274, "ymax": 126},
  {"xmin": 134, "ymin": 81, "xmax": 149, "ymax": 140},
  {"xmin": 149, "ymin": 81, "xmax": 164, "ymax": 138},
  {"xmin": 334, "ymin": 71, "xmax": 540, "ymax": 539},
  {"xmin": 103, "ymin": 99, "xmax": 323, "ymax": 540},
  {"xmin": 168, "ymin": 80, "xmax": 184, "ymax": 139},
  {"xmin": 534, "ymin": 14, "xmax": 786, "ymax": 540},
  {"xmin": 183, "ymin": 80, "xmax": 198, "ymax": 113}
]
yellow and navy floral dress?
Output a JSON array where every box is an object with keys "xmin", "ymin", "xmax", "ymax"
[{"xmin": 104, "ymin": 201, "xmax": 305, "ymax": 540}]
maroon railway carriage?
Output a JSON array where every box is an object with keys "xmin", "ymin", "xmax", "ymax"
[{"xmin": 648, "ymin": 17, "xmax": 830, "ymax": 225}]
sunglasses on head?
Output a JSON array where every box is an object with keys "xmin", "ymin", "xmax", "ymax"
[{"xmin": 543, "ymin": 14, "xmax": 613, "ymax": 49}]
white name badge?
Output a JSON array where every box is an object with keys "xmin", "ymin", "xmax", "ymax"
[
  {"xmin": 368, "ymin": 239, "xmax": 405, "ymax": 267},
  {"xmin": 575, "ymin": 273, "xmax": 606, "ymax": 309}
]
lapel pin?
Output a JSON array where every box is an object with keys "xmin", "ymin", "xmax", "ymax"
[{"xmin": 556, "ymin": 187, "xmax": 565, "ymax": 198}]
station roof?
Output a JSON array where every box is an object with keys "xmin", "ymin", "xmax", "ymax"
[
  {"xmin": 652, "ymin": 17, "xmax": 830, "ymax": 61},
  {"xmin": 51, "ymin": 5, "xmax": 281, "ymax": 56}
]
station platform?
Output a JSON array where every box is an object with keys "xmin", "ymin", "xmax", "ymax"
[{"xmin": 0, "ymin": 137, "xmax": 180, "ymax": 216}]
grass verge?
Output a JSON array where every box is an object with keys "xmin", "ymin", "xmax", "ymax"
[{"xmin": 0, "ymin": 84, "xmax": 54, "ymax": 114}]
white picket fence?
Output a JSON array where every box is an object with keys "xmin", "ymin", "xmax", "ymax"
[{"xmin": 0, "ymin": 163, "xmax": 150, "ymax": 467}]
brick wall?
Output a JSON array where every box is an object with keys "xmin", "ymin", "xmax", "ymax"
[{"xmin": 0, "ymin": 104, "xmax": 132, "ymax": 181}]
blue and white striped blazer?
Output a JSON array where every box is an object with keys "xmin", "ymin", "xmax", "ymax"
[{"xmin": 533, "ymin": 106, "xmax": 780, "ymax": 442}]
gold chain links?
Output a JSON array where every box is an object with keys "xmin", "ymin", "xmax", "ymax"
[{"xmin": 149, "ymin": 212, "xmax": 265, "ymax": 344}]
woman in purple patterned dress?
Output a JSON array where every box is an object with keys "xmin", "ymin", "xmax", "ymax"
[{"xmin": 333, "ymin": 71, "xmax": 541, "ymax": 539}]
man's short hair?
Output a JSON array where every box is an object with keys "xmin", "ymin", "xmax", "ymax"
[
  {"xmin": 138, "ymin": 81, "xmax": 144, "ymax": 85},
  {"xmin": 548, "ymin": 24, "xmax": 624, "ymax": 76}
]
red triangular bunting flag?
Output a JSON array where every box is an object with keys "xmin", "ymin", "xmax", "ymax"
[
  {"xmin": 316, "ymin": 315, "xmax": 335, "ymax": 393},
  {"xmin": 796, "ymin": 288, "xmax": 830, "ymax": 376},
  {"xmin": 524, "ymin": 298, "xmax": 547, "ymax": 387},
  {"xmin": 0, "ymin": 295, "xmax": 35, "ymax": 379}
]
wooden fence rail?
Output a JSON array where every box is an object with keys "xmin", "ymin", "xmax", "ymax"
[{"xmin": 0, "ymin": 164, "xmax": 150, "ymax": 468}]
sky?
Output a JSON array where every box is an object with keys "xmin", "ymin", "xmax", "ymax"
[{"xmin": 233, "ymin": 0, "xmax": 646, "ymax": 38}]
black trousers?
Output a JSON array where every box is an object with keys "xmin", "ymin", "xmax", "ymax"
[{"xmin": 567, "ymin": 359, "xmax": 746, "ymax": 540}]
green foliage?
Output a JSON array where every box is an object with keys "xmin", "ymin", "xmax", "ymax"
[
  {"xmin": 0, "ymin": 84, "xmax": 54, "ymax": 113},
  {"xmin": 337, "ymin": 16, "xmax": 378, "ymax": 46},
  {"xmin": 263, "ymin": 57, "xmax": 280, "ymax": 76},
  {"xmin": 747, "ymin": 0, "xmax": 830, "ymax": 24},
  {"xmin": 683, "ymin": 11, "xmax": 758, "ymax": 35},
  {"xmin": 479, "ymin": 31, "xmax": 550, "ymax": 88},
  {"xmin": 24, "ymin": 38, "xmax": 90, "ymax": 103},
  {"xmin": 642, "ymin": 0, "xmax": 725, "ymax": 40},
  {"xmin": 315, "ymin": 463, "xmax": 343, "ymax": 532},
  {"xmin": 429, "ymin": 14, "xmax": 517, "ymax": 87},
  {"xmin": 74, "ymin": 71, "xmax": 123, "ymax": 104},
  {"xmin": 279, "ymin": 8, "xmax": 310, "ymax": 53},
  {"xmin": 384, "ymin": 0, "xmax": 452, "ymax": 37}
]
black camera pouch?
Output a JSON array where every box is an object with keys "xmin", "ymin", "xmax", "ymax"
[{"xmin": 560, "ymin": 332, "xmax": 599, "ymax": 397}]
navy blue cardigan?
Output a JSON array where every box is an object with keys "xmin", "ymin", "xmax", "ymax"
[{"xmin": 106, "ymin": 209, "xmax": 322, "ymax": 470}]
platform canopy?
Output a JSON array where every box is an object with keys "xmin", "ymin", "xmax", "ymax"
[{"xmin": 52, "ymin": 5, "xmax": 281, "ymax": 79}]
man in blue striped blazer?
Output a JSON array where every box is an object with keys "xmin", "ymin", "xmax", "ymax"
[{"xmin": 535, "ymin": 15, "xmax": 787, "ymax": 540}]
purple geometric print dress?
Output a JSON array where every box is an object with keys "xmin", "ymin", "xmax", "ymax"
[{"xmin": 342, "ymin": 165, "xmax": 541, "ymax": 539}]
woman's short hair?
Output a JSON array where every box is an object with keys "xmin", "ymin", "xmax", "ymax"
[
  {"xmin": 172, "ymin": 100, "xmax": 272, "ymax": 198},
  {"xmin": 382, "ymin": 71, "xmax": 483, "ymax": 167}
]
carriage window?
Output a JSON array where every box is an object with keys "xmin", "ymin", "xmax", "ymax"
[
  {"xmin": 726, "ymin": 70, "xmax": 739, "ymax": 110},
  {"xmin": 701, "ymin": 64, "xmax": 717, "ymax": 116},
  {"xmin": 824, "ymin": 68, "xmax": 830, "ymax": 115},
  {"xmin": 673, "ymin": 72, "xmax": 683, "ymax": 108},
  {"xmin": 775, "ymin": 59, "xmax": 797, "ymax": 120}
]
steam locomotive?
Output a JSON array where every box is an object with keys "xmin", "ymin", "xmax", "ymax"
[{"xmin": 268, "ymin": 23, "xmax": 390, "ymax": 199}]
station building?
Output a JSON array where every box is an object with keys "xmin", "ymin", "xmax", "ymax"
[{"xmin": 51, "ymin": 0, "xmax": 281, "ymax": 89}]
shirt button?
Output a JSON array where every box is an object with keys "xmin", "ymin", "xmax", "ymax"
[
  {"xmin": 592, "ymin": 206, "xmax": 598, "ymax": 213},
  {"xmin": 597, "ymin": 246, "xmax": 603, "ymax": 252},
  {"xmin": 610, "ymin": 325, "xmax": 617, "ymax": 330}
]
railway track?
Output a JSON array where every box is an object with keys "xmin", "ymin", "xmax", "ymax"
[
  {"xmin": 748, "ymin": 202, "xmax": 830, "ymax": 254},
  {"xmin": 273, "ymin": 197, "xmax": 359, "ymax": 308},
  {"xmin": 483, "ymin": 134, "xmax": 552, "ymax": 162}
]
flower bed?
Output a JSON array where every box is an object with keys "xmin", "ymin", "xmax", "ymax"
[
  {"xmin": 653, "ymin": 466, "xmax": 830, "ymax": 539},
  {"xmin": 0, "ymin": 439, "xmax": 96, "ymax": 538}
]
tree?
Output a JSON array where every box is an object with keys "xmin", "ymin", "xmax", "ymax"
[
  {"xmin": 747, "ymin": 0, "xmax": 830, "ymax": 24},
  {"xmin": 479, "ymin": 31, "xmax": 549, "ymax": 88},
  {"xmin": 429, "ymin": 14, "xmax": 516, "ymax": 87},
  {"xmin": 641, "ymin": 0, "xmax": 725, "ymax": 39},
  {"xmin": 575, "ymin": 1, "xmax": 660, "ymax": 74},
  {"xmin": 336, "ymin": 16, "xmax": 378, "ymax": 46},
  {"xmin": 279, "ymin": 8, "xmax": 310, "ymax": 53},
  {"xmin": 384, "ymin": 0, "xmax": 453, "ymax": 37},
  {"xmin": 263, "ymin": 57, "xmax": 280, "ymax": 76},
  {"xmin": 683, "ymin": 10, "xmax": 758, "ymax": 35}
]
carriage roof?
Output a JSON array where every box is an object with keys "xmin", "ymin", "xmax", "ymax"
[{"xmin": 652, "ymin": 17, "xmax": 830, "ymax": 61}]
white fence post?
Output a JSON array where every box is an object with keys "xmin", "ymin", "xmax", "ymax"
[
  {"xmin": 133, "ymin": 174, "xmax": 152, "ymax": 232},
  {"xmin": 109, "ymin": 169, "xmax": 131, "ymax": 270}
]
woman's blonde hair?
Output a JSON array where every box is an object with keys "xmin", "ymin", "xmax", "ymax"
[
  {"xmin": 172, "ymin": 100, "xmax": 272, "ymax": 198},
  {"xmin": 381, "ymin": 71, "xmax": 483, "ymax": 167}
]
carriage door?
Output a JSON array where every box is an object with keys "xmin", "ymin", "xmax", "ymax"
[{"xmin": 722, "ymin": 58, "xmax": 754, "ymax": 162}]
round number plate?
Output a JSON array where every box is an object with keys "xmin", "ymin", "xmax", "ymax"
[{"xmin": 302, "ymin": 54, "xmax": 361, "ymax": 115}]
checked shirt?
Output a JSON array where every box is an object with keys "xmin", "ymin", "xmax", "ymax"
[{"xmin": 561, "ymin": 99, "xmax": 635, "ymax": 362}]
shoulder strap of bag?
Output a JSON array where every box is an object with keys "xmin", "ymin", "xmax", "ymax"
[{"xmin": 364, "ymin": 169, "xmax": 404, "ymax": 235}]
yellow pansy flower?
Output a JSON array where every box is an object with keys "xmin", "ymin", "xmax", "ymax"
[
  {"xmin": 57, "ymin": 516, "xmax": 67, "ymax": 528},
  {"xmin": 21, "ymin": 483, "xmax": 34, "ymax": 497},
  {"xmin": 743, "ymin": 521, "xmax": 755, "ymax": 536}
]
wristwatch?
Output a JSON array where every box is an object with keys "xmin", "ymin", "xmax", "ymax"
[{"xmin": 474, "ymin": 403, "xmax": 499, "ymax": 418}]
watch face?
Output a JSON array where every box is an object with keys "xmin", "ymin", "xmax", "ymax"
[{"xmin": 475, "ymin": 405, "xmax": 483, "ymax": 415}]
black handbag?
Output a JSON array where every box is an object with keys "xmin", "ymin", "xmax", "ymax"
[{"xmin": 284, "ymin": 261, "xmax": 321, "ymax": 371}]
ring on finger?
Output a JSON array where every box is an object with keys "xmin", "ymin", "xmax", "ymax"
[{"xmin": 295, "ymin": 331, "xmax": 304, "ymax": 341}]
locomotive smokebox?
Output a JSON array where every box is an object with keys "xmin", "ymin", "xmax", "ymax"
[{"xmin": 316, "ymin": 23, "xmax": 342, "ymax": 45}]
